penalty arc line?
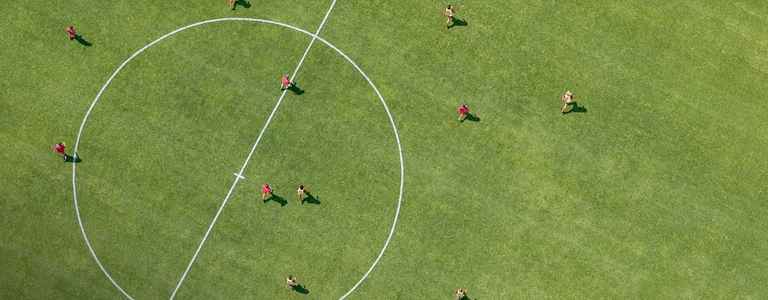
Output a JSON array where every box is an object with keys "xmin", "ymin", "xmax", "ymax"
[
  {"xmin": 71, "ymin": 13, "xmax": 404, "ymax": 300},
  {"xmin": 168, "ymin": 0, "xmax": 338, "ymax": 299}
]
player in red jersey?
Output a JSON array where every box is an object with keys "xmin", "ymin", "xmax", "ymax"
[
  {"xmin": 65, "ymin": 26, "xmax": 77, "ymax": 40},
  {"xmin": 280, "ymin": 74, "xmax": 294, "ymax": 91},
  {"xmin": 53, "ymin": 142, "xmax": 70, "ymax": 161},
  {"xmin": 457, "ymin": 104, "xmax": 470, "ymax": 122},
  {"xmin": 261, "ymin": 183, "xmax": 273, "ymax": 200}
]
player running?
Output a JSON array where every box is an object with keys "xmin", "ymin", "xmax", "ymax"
[
  {"xmin": 457, "ymin": 103, "xmax": 470, "ymax": 122},
  {"xmin": 454, "ymin": 288, "xmax": 468, "ymax": 300},
  {"xmin": 444, "ymin": 5, "xmax": 456, "ymax": 28},
  {"xmin": 261, "ymin": 183, "xmax": 273, "ymax": 201},
  {"xmin": 561, "ymin": 90, "xmax": 574, "ymax": 113},
  {"xmin": 65, "ymin": 26, "xmax": 77, "ymax": 41},
  {"xmin": 52, "ymin": 142, "xmax": 70, "ymax": 161},
  {"xmin": 286, "ymin": 275, "xmax": 299, "ymax": 289},
  {"xmin": 280, "ymin": 74, "xmax": 294, "ymax": 91},
  {"xmin": 296, "ymin": 184, "xmax": 306, "ymax": 205}
]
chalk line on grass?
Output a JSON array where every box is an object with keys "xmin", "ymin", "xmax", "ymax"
[
  {"xmin": 169, "ymin": 2, "xmax": 338, "ymax": 299},
  {"xmin": 72, "ymin": 7, "xmax": 405, "ymax": 300}
]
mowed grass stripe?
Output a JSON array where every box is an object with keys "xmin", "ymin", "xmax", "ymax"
[
  {"xmin": 2, "ymin": 1, "xmax": 768, "ymax": 299},
  {"xmin": 176, "ymin": 31, "xmax": 401, "ymax": 299},
  {"xmin": 321, "ymin": 1, "xmax": 768, "ymax": 298},
  {"xmin": 72, "ymin": 22, "xmax": 313, "ymax": 299}
]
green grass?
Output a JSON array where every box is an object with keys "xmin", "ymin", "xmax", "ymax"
[{"xmin": 2, "ymin": 0, "xmax": 768, "ymax": 299}]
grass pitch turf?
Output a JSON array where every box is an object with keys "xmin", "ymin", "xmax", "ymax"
[{"xmin": 2, "ymin": 1, "xmax": 768, "ymax": 299}]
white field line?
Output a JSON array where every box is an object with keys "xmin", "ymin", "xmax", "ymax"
[
  {"xmin": 168, "ymin": 1, "xmax": 338, "ymax": 299},
  {"xmin": 72, "ymin": 13, "xmax": 404, "ymax": 300}
]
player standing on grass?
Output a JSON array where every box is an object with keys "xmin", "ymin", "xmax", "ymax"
[
  {"xmin": 261, "ymin": 183, "xmax": 273, "ymax": 200},
  {"xmin": 286, "ymin": 275, "xmax": 299, "ymax": 289},
  {"xmin": 65, "ymin": 25, "xmax": 77, "ymax": 41},
  {"xmin": 280, "ymin": 74, "xmax": 294, "ymax": 91},
  {"xmin": 444, "ymin": 5, "xmax": 457, "ymax": 29},
  {"xmin": 454, "ymin": 288, "xmax": 468, "ymax": 300},
  {"xmin": 53, "ymin": 142, "xmax": 70, "ymax": 161},
  {"xmin": 561, "ymin": 90, "xmax": 574, "ymax": 113},
  {"xmin": 457, "ymin": 103, "xmax": 470, "ymax": 122},
  {"xmin": 228, "ymin": 0, "xmax": 236, "ymax": 10},
  {"xmin": 296, "ymin": 184, "xmax": 306, "ymax": 205}
]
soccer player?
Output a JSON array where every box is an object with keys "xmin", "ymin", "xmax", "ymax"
[
  {"xmin": 455, "ymin": 288, "xmax": 468, "ymax": 300},
  {"xmin": 561, "ymin": 90, "xmax": 574, "ymax": 113},
  {"xmin": 53, "ymin": 142, "xmax": 70, "ymax": 161},
  {"xmin": 65, "ymin": 26, "xmax": 77, "ymax": 41},
  {"xmin": 280, "ymin": 74, "xmax": 294, "ymax": 91},
  {"xmin": 261, "ymin": 183, "xmax": 273, "ymax": 201},
  {"xmin": 228, "ymin": 0, "xmax": 236, "ymax": 10},
  {"xmin": 457, "ymin": 103, "xmax": 470, "ymax": 122},
  {"xmin": 444, "ymin": 5, "xmax": 456, "ymax": 28},
  {"xmin": 286, "ymin": 275, "xmax": 299, "ymax": 289},
  {"xmin": 296, "ymin": 185, "xmax": 306, "ymax": 204}
]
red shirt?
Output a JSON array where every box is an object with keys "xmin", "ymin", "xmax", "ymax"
[
  {"xmin": 457, "ymin": 105, "xmax": 469, "ymax": 114},
  {"xmin": 66, "ymin": 26, "xmax": 76, "ymax": 37},
  {"xmin": 281, "ymin": 76, "xmax": 291, "ymax": 85},
  {"xmin": 262, "ymin": 184, "xmax": 272, "ymax": 194},
  {"xmin": 54, "ymin": 144, "xmax": 66, "ymax": 154}
]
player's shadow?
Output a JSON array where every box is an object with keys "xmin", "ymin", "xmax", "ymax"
[
  {"xmin": 65, "ymin": 155, "xmax": 82, "ymax": 163},
  {"xmin": 234, "ymin": 0, "xmax": 251, "ymax": 9},
  {"xmin": 264, "ymin": 193, "xmax": 287, "ymax": 206},
  {"xmin": 449, "ymin": 18, "xmax": 468, "ymax": 28},
  {"xmin": 288, "ymin": 84, "xmax": 304, "ymax": 95},
  {"xmin": 75, "ymin": 35, "xmax": 92, "ymax": 47},
  {"xmin": 302, "ymin": 192, "xmax": 321, "ymax": 205},
  {"xmin": 564, "ymin": 103, "xmax": 588, "ymax": 114},
  {"xmin": 461, "ymin": 113, "xmax": 480, "ymax": 122},
  {"xmin": 291, "ymin": 285, "xmax": 310, "ymax": 294}
]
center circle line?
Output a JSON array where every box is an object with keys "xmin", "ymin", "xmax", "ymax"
[{"xmin": 71, "ymin": 17, "xmax": 405, "ymax": 300}]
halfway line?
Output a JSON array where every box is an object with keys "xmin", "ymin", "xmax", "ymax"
[{"xmin": 168, "ymin": 1, "xmax": 338, "ymax": 299}]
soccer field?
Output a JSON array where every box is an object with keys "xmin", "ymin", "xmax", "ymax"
[{"xmin": 2, "ymin": 1, "xmax": 768, "ymax": 299}]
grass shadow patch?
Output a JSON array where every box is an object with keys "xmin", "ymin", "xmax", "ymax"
[
  {"xmin": 288, "ymin": 84, "xmax": 304, "ymax": 95},
  {"xmin": 235, "ymin": 0, "xmax": 251, "ymax": 9},
  {"xmin": 449, "ymin": 18, "xmax": 468, "ymax": 28},
  {"xmin": 65, "ymin": 155, "xmax": 82, "ymax": 163},
  {"xmin": 264, "ymin": 193, "xmax": 287, "ymax": 207},
  {"xmin": 563, "ymin": 103, "xmax": 588, "ymax": 114},
  {"xmin": 75, "ymin": 35, "xmax": 92, "ymax": 47},
  {"xmin": 302, "ymin": 192, "xmax": 321, "ymax": 205},
  {"xmin": 292, "ymin": 285, "xmax": 310, "ymax": 294}
]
